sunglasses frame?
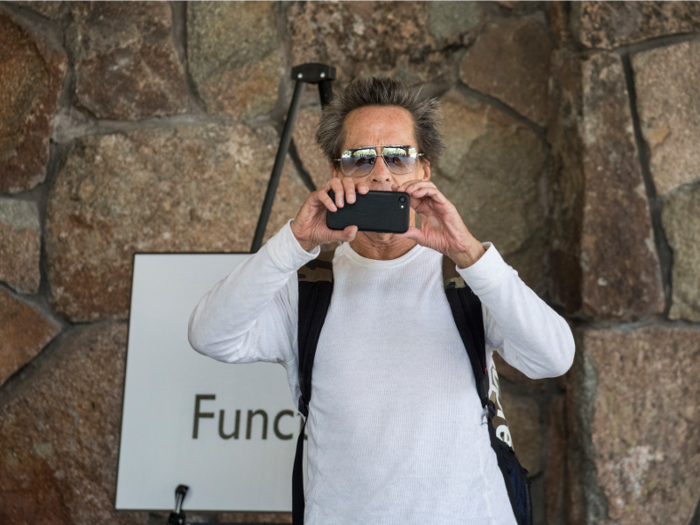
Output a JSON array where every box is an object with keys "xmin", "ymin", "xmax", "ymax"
[{"xmin": 334, "ymin": 145, "xmax": 425, "ymax": 177}]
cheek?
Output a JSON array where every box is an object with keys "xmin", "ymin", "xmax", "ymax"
[{"xmin": 418, "ymin": 160, "xmax": 430, "ymax": 181}]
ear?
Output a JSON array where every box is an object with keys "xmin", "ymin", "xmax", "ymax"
[{"xmin": 421, "ymin": 159, "xmax": 431, "ymax": 182}]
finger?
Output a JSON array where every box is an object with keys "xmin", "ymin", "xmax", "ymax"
[
  {"xmin": 401, "ymin": 180, "xmax": 437, "ymax": 194},
  {"xmin": 394, "ymin": 182, "xmax": 430, "ymax": 209},
  {"xmin": 412, "ymin": 186, "xmax": 440, "ymax": 199},
  {"xmin": 316, "ymin": 190, "xmax": 338, "ymax": 212},
  {"xmin": 342, "ymin": 177, "xmax": 357, "ymax": 204},
  {"xmin": 403, "ymin": 182, "xmax": 445, "ymax": 204},
  {"xmin": 395, "ymin": 181, "xmax": 425, "ymax": 207},
  {"xmin": 356, "ymin": 182, "xmax": 370, "ymax": 195},
  {"xmin": 397, "ymin": 179, "xmax": 429, "ymax": 192},
  {"xmin": 408, "ymin": 193, "xmax": 424, "ymax": 211},
  {"xmin": 328, "ymin": 178, "xmax": 345, "ymax": 207}
]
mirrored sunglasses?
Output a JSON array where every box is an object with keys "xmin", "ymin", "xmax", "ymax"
[{"xmin": 335, "ymin": 145, "xmax": 424, "ymax": 177}]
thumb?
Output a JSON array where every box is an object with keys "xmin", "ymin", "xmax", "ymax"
[
  {"xmin": 330, "ymin": 225, "xmax": 358, "ymax": 243},
  {"xmin": 393, "ymin": 226, "xmax": 425, "ymax": 245}
]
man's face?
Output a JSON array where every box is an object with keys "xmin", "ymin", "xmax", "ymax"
[{"xmin": 332, "ymin": 105, "xmax": 431, "ymax": 191}]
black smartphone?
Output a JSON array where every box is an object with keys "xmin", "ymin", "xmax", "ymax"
[{"xmin": 326, "ymin": 190, "xmax": 410, "ymax": 233}]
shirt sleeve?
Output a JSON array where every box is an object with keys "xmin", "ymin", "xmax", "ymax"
[
  {"xmin": 456, "ymin": 242, "xmax": 575, "ymax": 379},
  {"xmin": 187, "ymin": 220, "xmax": 320, "ymax": 367}
]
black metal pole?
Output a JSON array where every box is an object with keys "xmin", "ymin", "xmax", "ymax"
[
  {"xmin": 318, "ymin": 79, "xmax": 333, "ymax": 108},
  {"xmin": 251, "ymin": 80, "xmax": 304, "ymax": 253},
  {"xmin": 250, "ymin": 63, "xmax": 335, "ymax": 253}
]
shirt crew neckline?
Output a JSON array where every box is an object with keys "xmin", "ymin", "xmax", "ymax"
[{"xmin": 338, "ymin": 240, "xmax": 426, "ymax": 269}]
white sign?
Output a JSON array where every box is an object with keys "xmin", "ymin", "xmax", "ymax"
[{"xmin": 116, "ymin": 253, "xmax": 302, "ymax": 512}]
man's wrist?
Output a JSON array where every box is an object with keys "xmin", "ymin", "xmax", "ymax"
[
  {"xmin": 298, "ymin": 239, "xmax": 317, "ymax": 252},
  {"xmin": 290, "ymin": 220, "xmax": 318, "ymax": 252},
  {"xmin": 450, "ymin": 240, "xmax": 487, "ymax": 269}
]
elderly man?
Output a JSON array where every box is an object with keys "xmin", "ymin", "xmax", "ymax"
[{"xmin": 188, "ymin": 77, "xmax": 575, "ymax": 525}]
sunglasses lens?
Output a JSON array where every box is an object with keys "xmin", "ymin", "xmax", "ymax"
[
  {"xmin": 340, "ymin": 148, "xmax": 376, "ymax": 177},
  {"xmin": 339, "ymin": 146, "xmax": 420, "ymax": 176},
  {"xmin": 382, "ymin": 146, "xmax": 417, "ymax": 175}
]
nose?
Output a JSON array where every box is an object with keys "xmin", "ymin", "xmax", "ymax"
[{"xmin": 369, "ymin": 156, "xmax": 394, "ymax": 187}]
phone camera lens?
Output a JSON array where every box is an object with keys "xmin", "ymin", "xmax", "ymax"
[{"xmin": 399, "ymin": 196, "xmax": 407, "ymax": 203}]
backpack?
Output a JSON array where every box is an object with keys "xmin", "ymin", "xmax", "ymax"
[{"xmin": 293, "ymin": 248, "xmax": 532, "ymax": 525}]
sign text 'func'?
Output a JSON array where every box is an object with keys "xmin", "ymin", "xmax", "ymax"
[{"xmin": 192, "ymin": 394, "xmax": 305, "ymax": 441}]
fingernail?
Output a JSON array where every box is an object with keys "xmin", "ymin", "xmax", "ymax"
[{"xmin": 348, "ymin": 194, "xmax": 355, "ymax": 203}]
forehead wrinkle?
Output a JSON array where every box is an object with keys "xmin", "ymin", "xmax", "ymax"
[{"xmin": 342, "ymin": 106, "xmax": 417, "ymax": 151}]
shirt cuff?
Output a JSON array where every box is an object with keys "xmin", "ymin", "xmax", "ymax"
[
  {"xmin": 455, "ymin": 242, "xmax": 513, "ymax": 295},
  {"xmin": 264, "ymin": 219, "xmax": 321, "ymax": 273}
]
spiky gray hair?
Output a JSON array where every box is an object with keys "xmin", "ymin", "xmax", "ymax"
[{"xmin": 315, "ymin": 77, "xmax": 445, "ymax": 167}]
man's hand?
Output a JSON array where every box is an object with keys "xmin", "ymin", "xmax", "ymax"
[
  {"xmin": 290, "ymin": 177, "xmax": 369, "ymax": 252},
  {"xmin": 392, "ymin": 181, "xmax": 486, "ymax": 268}
]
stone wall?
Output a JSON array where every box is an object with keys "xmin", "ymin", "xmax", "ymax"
[{"xmin": 0, "ymin": 2, "xmax": 698, "ymax": 524}]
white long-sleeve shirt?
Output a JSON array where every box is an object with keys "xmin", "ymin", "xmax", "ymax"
[{"xmin": 188, "ymin": 220, "xmax": 575, "ymax": 525}]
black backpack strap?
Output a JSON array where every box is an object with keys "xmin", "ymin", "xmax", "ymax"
[
  {"xmin": 442, "ymin": 255, "xmax": 489, "ymax": 406},
  {"xmin": 293, "ymin": 248, "xmax": 336, "ymax": 525},
  {"xmin": 442, "ymin": 255, "xmax": 532, "ymax": 525},
  {"xmin": 441, "ymin": 254, "xmax": 511, "ymax": 440}
]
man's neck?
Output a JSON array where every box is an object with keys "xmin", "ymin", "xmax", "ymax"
[{"xmin": 349, "ymin": 232, "xmax": 418, "ymax": 261}]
